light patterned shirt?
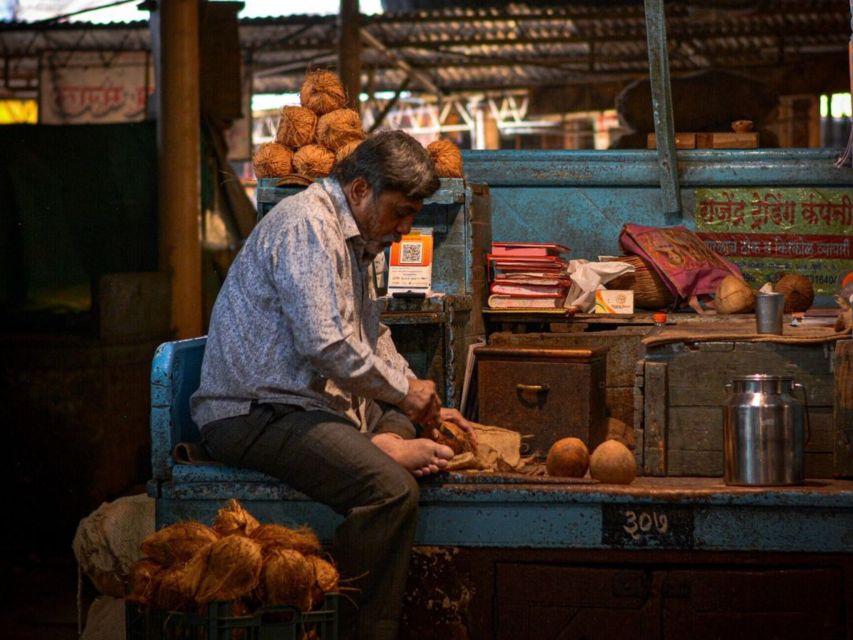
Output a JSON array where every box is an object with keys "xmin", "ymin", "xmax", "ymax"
[{"xmin": 191, "ymin": 178, "xmax": 414, "ymax": 429}]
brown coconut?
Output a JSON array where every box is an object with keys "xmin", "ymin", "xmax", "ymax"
[
  {"xmin": 715, "ymin": 275, "xmax": 755, "ymax": 314},
  {"xmin": 275, "ymin": 106, "xmax": 317, "ymax": 148},
  {"xmin": 434, "ymin": 421, "xmax": 474, "ymax": 456},
  {"xmin": 427, "ymin": 139, "xmax": 464, "ymax": 178},
  {"xmin": 252, "ymin": 143, "xmax": 294, "ymax": 179},
  {"xmin": 300, "ymin": 69, "xmax": 347, "ymax": 116},
  {"xmin": 335, "ymin": 139, "xmax": 362, "ymax": 164},
  {"xmin": 545, "ymin": 437, "xmax": 589, "ymax": 478},
  {"xmin": 307, "ymin": 555, "xmax": 340, "ymax": 606},
  {"xmin": 251, "ymin": 523, "xmax": 322, "ymax": 556},
  {"xmin": 193, "ymin": 535, "xmax": 264, "ymax": 604},
  {"xmin": 258, "ymin": 548, "xmax": 315, "ymax": 610},
  {"xmin": 213, "ymin": 499, "xmax": 260, "ymax": 537},
  {"xmin": 775, "ymin": 273, "xmax": 814, "ymax": 313},
  {"xmin": 293, "ymin": 145, "xmax": 335, "ymax": 178},
  {"xmin": 589, "ymin": 439, "xmax": 637, "ymax": 485},
  {"xmin": 140, "ymin": 521, "xmax": 219, "ymax": 566},
  {"xmin": 126, "ymin": 558, "xmax": 163, "ymax": 604},
  {"xmin": 316, "ymin": 109, "xmax": 365, "ymax": 152}
]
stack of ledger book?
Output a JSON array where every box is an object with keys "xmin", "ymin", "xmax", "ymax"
[{"xmin": 487, "ymin": 242, "xmax": 571, "ymax": 309}]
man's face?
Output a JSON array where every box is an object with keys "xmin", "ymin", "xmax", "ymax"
[{"xmin": 347, "ymin": 178, "xmax": 423, "ymax": 250}]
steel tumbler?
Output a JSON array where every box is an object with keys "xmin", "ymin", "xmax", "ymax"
[{"xmin": 755, "ymin": 291, "xmax": 785, "ymax": 334}]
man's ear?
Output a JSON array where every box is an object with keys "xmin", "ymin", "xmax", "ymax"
[{"xmin": 348, "ymin": 177, "xmax": 372, "ymax": 208}]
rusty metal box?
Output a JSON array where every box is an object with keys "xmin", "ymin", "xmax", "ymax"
[{"xmin": 476, "ymin": 346, "xmax": 608, "ymax": 456}]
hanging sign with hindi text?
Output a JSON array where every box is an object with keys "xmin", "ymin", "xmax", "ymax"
[{"xmin": 694, "ymin": 187, "xmax": 853, "ymax": 295}]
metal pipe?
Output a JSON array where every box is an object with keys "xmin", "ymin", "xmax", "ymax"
[
  {"xmin": 152, "ymin": 0, "xmax": 202, "ymax": 337},
  {"xmin": 644, "ymin": 0, "xmax": 682, "ymax": 221}
]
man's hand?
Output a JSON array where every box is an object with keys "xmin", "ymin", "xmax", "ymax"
[
  {"xmin": 398, "ymin": 378, "xmax": 441, "ymax": 428},
  {"xmin": 438, "ymin": 407, "xmax": 479, "ymax": 446}
]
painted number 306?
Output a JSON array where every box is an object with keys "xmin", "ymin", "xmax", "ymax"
[{"xmin": 622, "ymin": 509, "xmax": 669, "ymax": 540}]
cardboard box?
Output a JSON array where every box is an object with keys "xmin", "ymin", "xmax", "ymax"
[{"xmin": 594, "ymin": 290, "xmax": 634, "ymax": 314}]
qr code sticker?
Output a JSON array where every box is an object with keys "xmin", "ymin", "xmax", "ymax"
[{"xmin": 400, "ymin": 241, "xmax": 423, "ymax": 264}]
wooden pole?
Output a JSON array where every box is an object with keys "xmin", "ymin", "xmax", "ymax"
[
  {"xmin": 153, "ymin": 0, "xmax": 202, "ymax": 338},
  {"xmin": 339, "ymin": 0, "xmax": 361, "ymax": 111}
]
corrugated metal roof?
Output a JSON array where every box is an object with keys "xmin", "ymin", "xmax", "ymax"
[{"xmin": 1, "ymin": 1, "xmax": 848, "ymax": 95}]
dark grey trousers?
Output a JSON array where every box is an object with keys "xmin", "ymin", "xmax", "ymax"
[{"xmin": 201, "ymin": 402, "xmax": 419, "ymax": 640}]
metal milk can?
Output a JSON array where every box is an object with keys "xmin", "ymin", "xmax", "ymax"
[{"xmin": 723, "ymin": 375, "xmax": 809, "ymax": 486}]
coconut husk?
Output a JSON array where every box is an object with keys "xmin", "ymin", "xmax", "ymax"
[
  {"xmin": 316, "ymin": 109, "xmax": 365, "ymax": 152},
  {"xmin": 434, "ymin": 421, "xmax": 475, "ymax": 456},
  {"xmin": 258, "ymin": 548, "xmax": 314, "ymax": 610},
  {"xmin": 126, "ymin": 558, "xmax": 163, "ymax": 604},
  {"xmin": 715, "ymin": 275, "xmax": 755, "ymax": 314},
  {"xmin": 306, "ymin": 555, "xmax": 340, "ymax": 606},
  {"xmin": 150, "ymin": 564, "xmax": 198, "ymax": 611},
  {"xmin": 213, "ymin": 499, "xmax": 260, "ymax": 537},
  {"xmin": 775, "ymin": 273, "xmax": 814, "ymax": 313},
  {"xmin": 334, "ymin": 139, "xmax": 362, "ymax": 164},
  {"xmin": 251, "ymin": 523, "xmax": 321, "ymax": 556},
  {"xmin": 275, "ymin": 106, "xmax": 317, "ymax": 148},
  {"xmin": 300, "ymin": 69, "xmax": 347, "ymax": 116},
  {"xmin": 193, "ymin": 536, "xmax": 264, "ymax": 604},
  {"xmin": 293, "ymin": 145, "xmax": 335, "ymax": 178},
  {"xmin": 252, "ymin": 143, "xmax": 294, "ymax": 179},
  {"xmin": 140, "ymin": 521, "xmax": 219, "ymax": 566},
  {"xmin": 427, "ymin": 139, "xmax": 464, "ymax": 178}
]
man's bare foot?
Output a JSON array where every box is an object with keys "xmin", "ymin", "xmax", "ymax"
[{"xmin": 371, "ymin": 433, "xmax": 455, "ymax": 477}]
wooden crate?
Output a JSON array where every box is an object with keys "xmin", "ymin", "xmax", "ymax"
[
  {"xmin": 647, "ymin": 131, "xmax": 759, "ymax": 149},
  {"xmin": 641, "ymin": 340, "xmax": 846, "ymax": 478},
  {"xmin": 476, "ymin": 345, "xmax": 608, "ymax": 456}
]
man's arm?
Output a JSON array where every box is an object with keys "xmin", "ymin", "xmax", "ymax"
[{"xmin": 376, "ymin": 321, "xmax": 416, "ymax": 379}]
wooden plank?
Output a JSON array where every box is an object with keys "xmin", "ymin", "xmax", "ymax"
[
  {"xmin": 833, "ymin": 340, "xmax": 853, "ymax": 478},
  {"xmin": 667, "ymin": 449, "xmax": 723, "ymax": 476},
  {"xmin": 643, "ymin": 361, "xmax": 667, "ymax": 476},
  {"xmin": 668, "ymin": 407, "xmax": 724, "ymax": 451},
  {"xmin": 606, "ymin": 386, "xmax": 635, "ymax": 427},
  {"xmin": 647, "ymin": 131, "xmax": 759, "ymax": 149},
  {"xmin": 665, "ymin": 344, "xmax": 835, "ymax": 407}
]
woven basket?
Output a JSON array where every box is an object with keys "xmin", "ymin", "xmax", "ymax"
[{"xmin": 606, "ymin": 255, "xmax": 675, "ymax": 309}]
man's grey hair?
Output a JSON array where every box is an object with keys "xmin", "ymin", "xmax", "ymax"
[{"xmin": 332, "ymin": 130, "xmax": 440, "ymax": 201}]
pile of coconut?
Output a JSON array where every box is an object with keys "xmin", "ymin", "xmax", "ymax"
[
  {"xmin": 252, "ymin": 69, "xmax": 464, "ymax": 182},
  {"xmin": 126, "ymin": 499, "xmax": 339, "ymax": 612}
]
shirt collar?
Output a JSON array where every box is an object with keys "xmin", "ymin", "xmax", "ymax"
[{"xmin": 321, "ymin": 177, "xmax": 362, "ymax": 242}]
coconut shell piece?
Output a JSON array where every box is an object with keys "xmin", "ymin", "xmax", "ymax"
[
  {"xmin": 252, "ymin": 143, "xmax": 294, "ymax": 179},
  {"xmin": 426, "ymin": 139, "xmax": 464, "ymax": 178},
  {"xmin": 193, "ymin": 536, "xmax": 264, "ymax": 604},
  {"xmin": 251, "ymin": 523, "xmax": 322, "ymax": 556},
  {"xmin": 126, "ymin": 559, "xmax": 164, "ymax": 604},
  {"xmin": 300, "ymin": 69, "xmax": 347, "ymax": 116},
  {"xmin": 276, "ymin": 106, "xmax": 317, "ymax": 148},
  {"xmin": 213, "ymin": 499, "xmax": 260, "ymax": 537},
  {"xmin": 715, "ymin": 275, "xmax": 755, "ymax": 314},
  {"xmin": 546, "ymin": 437, "xmax": 589, "ymax": 478},
  {"xmin": 775, "ymin": 273, "xmax": 814, "ymax": 313},
  {"xmin": 335, "ymin": 139, "xmax": 362, "ymax": 164},
  {"xmin": 141, "ymin": 522, "xmax": 219, "ymax": 566},
  {"xmin": 293, "ymin": 145, "xmax": 335, "ymax": 178},
  {"xmin": 316, "ymin": 108, "xmax": 365, "ymax": 152},
  {"xmin": 258, "ymin": 548, "xmax": 314, "ymax": 610},
  {"xmin": 589, "ymin": 439, "xmax": 637, "ymax": 485}
]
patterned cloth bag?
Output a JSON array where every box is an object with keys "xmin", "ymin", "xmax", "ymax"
[{"xmin": 618, "ymin": 223, "xmax": 743, "ymax": 302}]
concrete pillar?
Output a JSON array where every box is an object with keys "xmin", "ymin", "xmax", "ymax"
[{"xmin": 152, "ymin": 0, "xmax": 202, "ymax": 338}]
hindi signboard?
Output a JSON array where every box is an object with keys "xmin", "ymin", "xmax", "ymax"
[
  {"xmin": 39, "ymin": 51, "xmax": 153, "ymax": 124},
  {"xmin": 695, "ymin": 188, "xmax": 853, "ymax": 295}
]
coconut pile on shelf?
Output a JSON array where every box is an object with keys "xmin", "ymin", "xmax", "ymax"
[
  {"xmin": 126, "ymin": 499, "xmax": 339, "ymax": 612},
  {"xmin": 252, "ymin": 69, "xmax": 465, "ymax": 182}
]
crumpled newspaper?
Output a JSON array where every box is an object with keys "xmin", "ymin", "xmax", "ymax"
[
  {"xmin": 563, "ymin": 259, "xmax": 635, "ymax": 312},
  {"xmin": 445, "ymin": 424, "xmax": 526, "ymax": 472}
]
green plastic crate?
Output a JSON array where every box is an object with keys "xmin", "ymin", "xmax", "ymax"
[{"xmin": 125, "ymin": 594, "xmax": 338, "ymax": 640}]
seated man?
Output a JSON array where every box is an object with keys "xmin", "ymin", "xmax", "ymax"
[{"xmin": 191, "ymin": 130, "xmax": 474, "ymax": 640}]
